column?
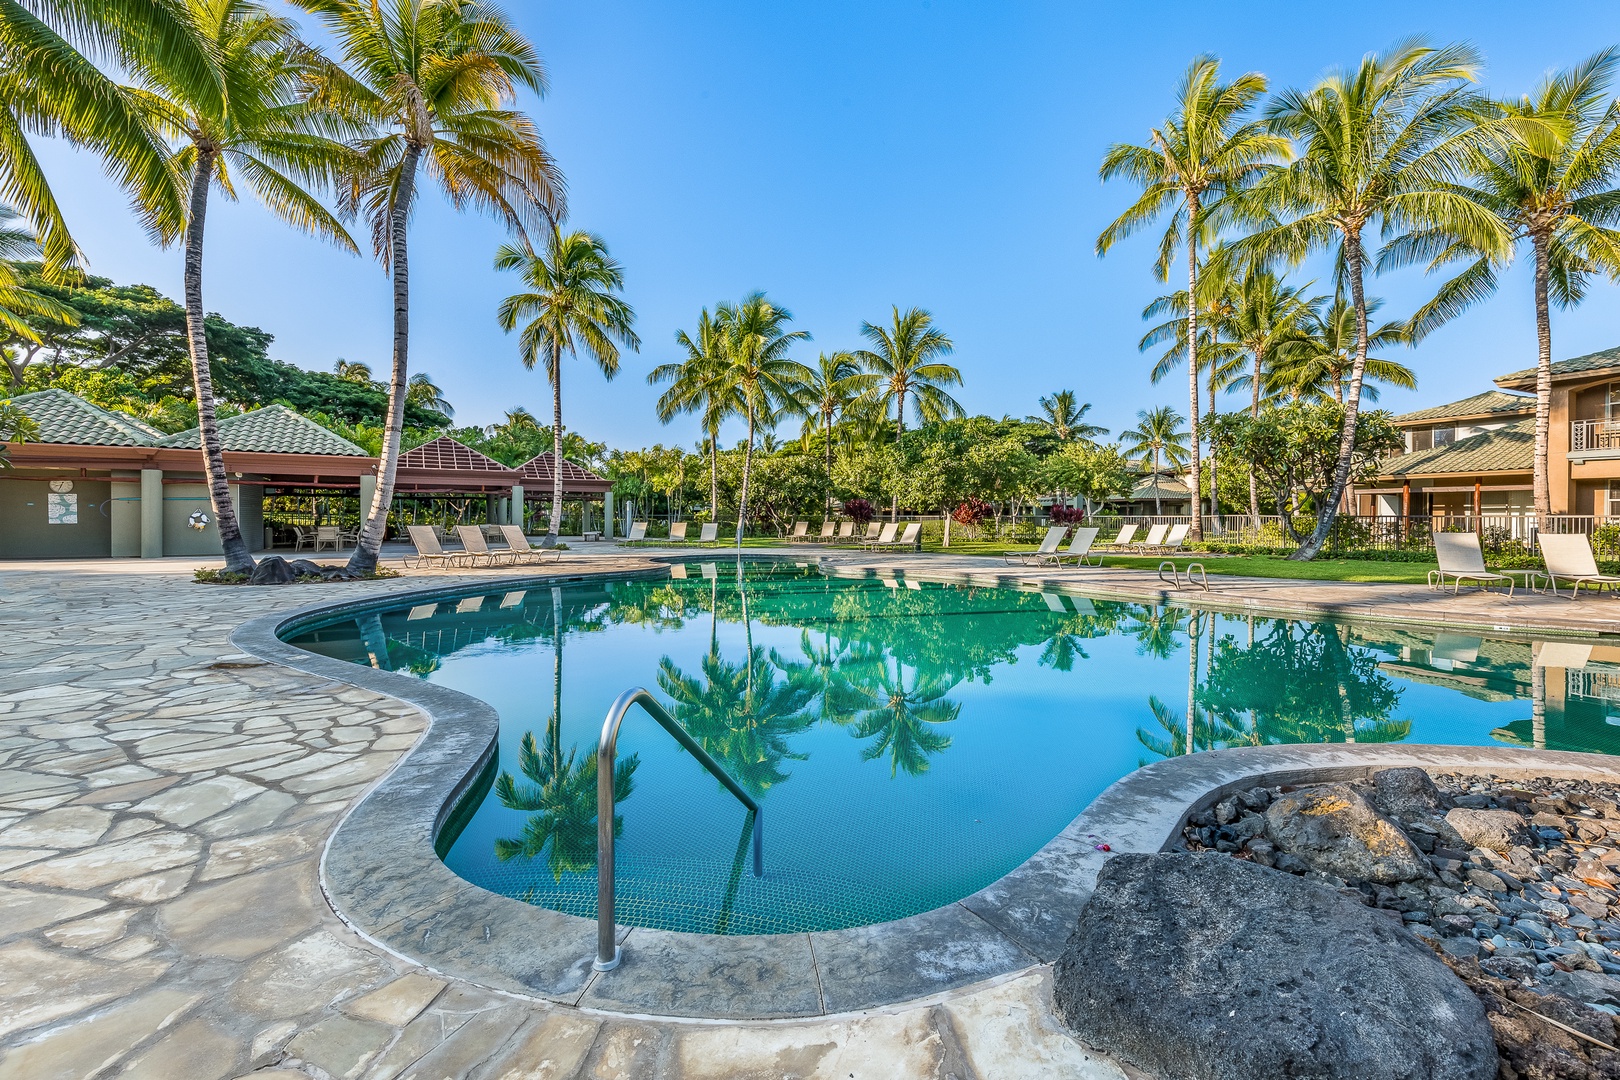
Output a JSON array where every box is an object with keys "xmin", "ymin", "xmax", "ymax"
[
  {"xmin": 603, "ymin": 491, "xmax": 614, "ymax": 539},
  {"xmin": 358, "ymin": 472, "xmax": 377, "ymax": 518},
  {"xmin": 510, "ymin": 485, "xmax": 524, "ymax": 528},
  {"xmin": 140, "ymin": 468, "xmax": 163, "ymax": 558},
  {"xmin": 1401, "ymin": 480, "xmax": 1411, "ymax": 542},
  {"xmin": 1473, "ymin": 480, "xmax": 1482, "ymax": 526}
]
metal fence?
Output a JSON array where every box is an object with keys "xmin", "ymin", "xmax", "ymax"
[{"xmin": 1063, "ymin": 512, "xmax": 1619, "ymax": 555}]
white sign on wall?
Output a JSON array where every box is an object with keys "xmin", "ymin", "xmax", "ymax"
[{"xmin": 47, "ymin": 493, "xmax": 78, "ymax": 524}]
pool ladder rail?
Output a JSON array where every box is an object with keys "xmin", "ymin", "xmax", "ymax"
[{"xmin": 593, "ymin": 687, "xmax": 762, "ymax": 972}]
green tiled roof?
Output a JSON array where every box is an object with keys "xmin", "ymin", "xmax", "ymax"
[
  {"xmin": 1496, "ymin": 345, "xmax": 1620, "ymax": 387},
  {"xmin": 157, "ymin": 404, "xmax": 369, "ymax": 456},
  {"xmin": 1392, "ymin": 390, "xmax": 1534, "ymax": 424},
  {"xmin": 6, "ymin": 388, "xmax": 162, "ymax": 446},
  {"xmin": 1382, "ymin": 417, "xmax": 1533, "ymax": 477}
]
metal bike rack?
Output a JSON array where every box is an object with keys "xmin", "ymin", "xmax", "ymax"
[{"xmin": 593, "ymin": 687, "xmax": 761, "ymax": 972}]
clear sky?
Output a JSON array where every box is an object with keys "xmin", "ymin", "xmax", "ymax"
[{"xmin": 30, "ymin": 1, "xmax": 1620, "ymax": 450}]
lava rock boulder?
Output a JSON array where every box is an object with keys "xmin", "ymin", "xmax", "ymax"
[
  {"xmin": 247, "ymin": 556, "xmax": 296, "ymax": 585},
  {"xmin": 1370, "ymin": 766, "xmax": 1449, "ymax": 819},
  {"xmin": 1052, "ymin": 853, "xmax": 1496, "ymax": 1080},
  {"xmin": 1445, "ymin": 808, "xmax": 1532, "ymax": 854},
  {"xmin": 1263, "ymin": 783, "xmax": 1433, "ymax": 883}
]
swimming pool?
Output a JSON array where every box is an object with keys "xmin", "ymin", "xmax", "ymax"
[{"xmin": 285, "ymin": 559, "xmax": 1620, "ymax": 936}]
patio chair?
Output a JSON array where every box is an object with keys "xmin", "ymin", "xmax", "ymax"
[
  {"xmin": 456, "ymin": 524, "xmax": 514, "ymax": 567},
  {"xmin": 861, "ymin": 522, "xmax": 884, "ymax": 543},
  {"xmin": 785, "ymin": 521, "xmax": 809, "ymax": 542},
  {"xmin": 862, "ymin": 522, "xmax": 900, "ymax": 549},
  {"xmin": 1046, "ymin": 526, "xmax": 1103, "ymax": 567},
  {"xmin": 667, "ymin": 521, "xmax": 689, "ymax": 543},
  {"xmin": 1145, "ymin": 522, "xmax": 1190, "ymax": 554},
  {"xmin": 403, "ymin": 525, "xmax": 459, "ymax": 569},
  {"xmin": 869, "ymin": 522, "xmax": 922, "ymax": 551},
  {"xmin": 807, "ymin": 520, "xmax": 836, "ymax": 543},
  {"xmin": 619, "ymin": 521, "xmax": 649, "ymax": 546},
  {"xmin": 1130, "ymin": 524, "xmax": 1170, "ymax": 553},
  {"xmin": 292, "ymin": 526, "xmax": 314, "ymax": 552},
  {"xmin": 314, "ymin": 525, "xmax": 342, "ymax": 552},
  {"xmin": 1539, "ymin": 533, "xmax": 1620, "ymax": 598},
  {"xmin": 1004, "ymin": 525, "xmax": 1066, "ymax": 565},
  {"xmin": 1099, "ymin": 523, "xmax": 1139, "ymax": 551},
  {"xmin": 499, "ymin": 525, "xmax": 561, "ymax": 565},
  {"xmin": 1429, "ymin": 532, "xmax": 1516, "ymax": 596},
  {"xmin": 831, "ymin": 521, "xmax": 856, "ymax": 544},
  {"xmin": 697, "ymin": 522, "xmax": 720, "ymax": 546}
]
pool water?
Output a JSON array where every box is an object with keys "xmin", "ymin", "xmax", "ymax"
[{"xmin": 285, "ymin": 559, "xmax": 1620, "ymax": 935}]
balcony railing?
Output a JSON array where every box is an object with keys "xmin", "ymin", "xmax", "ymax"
[{"xmin": 1571, "ymin": 419, "xmax": 1620, "ymax": 453}]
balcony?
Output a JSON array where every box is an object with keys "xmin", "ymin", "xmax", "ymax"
[{"xmin": 1570, "ymin": 419, "xmax": 1620, "ymax": 460}]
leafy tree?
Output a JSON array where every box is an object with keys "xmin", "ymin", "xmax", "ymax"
[
  {"xmin": 1044, "ymin": 441, "xmax": 1134, "ymax": 516},
  {"xmin": 296, "ymin": 0, "xmax": 564, "ymax": 573},
  {"xmin": 1118, "ymin": 406, "xmax": 1189, "ymax": 515},
  {"xmin": 0, "ymin": 394, "xmax": 39, "ymax": 467},
  {"xmin": 496, "ymin": 228, "xmax": 638, "ymax": 543},
  {"xmin": 1098, "ymin": 56, "xmax": 1287, "ymax": 540}
]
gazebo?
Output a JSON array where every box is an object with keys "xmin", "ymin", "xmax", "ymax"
[
  {"xmin": 516, "ymin": 451, "xmax": 614, "ymax": 537},
  {"xmin": 389, "ymin": 438, "xmax": 614, "ymax": 536}
]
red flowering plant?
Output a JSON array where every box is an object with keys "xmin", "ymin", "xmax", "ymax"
[
  {"xmin": 952, "ymin": 497, "xmax": 991, "ymax": 526},
  {"xmin": 1048, "ymin": 505, "xmax": 1087, "ymax": 525},
  {"xmin": 844, "ymin": 498, "xmax": 875, "ymax": 526}
]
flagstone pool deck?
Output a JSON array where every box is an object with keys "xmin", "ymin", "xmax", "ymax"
[{"xmin": 4, "ymin": 545, "xmax": 1620, "ymax": 1080}]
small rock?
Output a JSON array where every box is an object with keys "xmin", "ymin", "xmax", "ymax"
[
  {"xmin": 1265, "ymin": 785, "xmax": 1433, "ymax": 885},
  {"xmin": 1465, "ymin": 869, "xmax": 1506, "ymax": 893},
  {"xmin": 1446, "ymin": 808, "xmax": 1532, "ymax": 855},
  {"xmin": 1371, "ymin": 768, "xmax": 1447, "ymax": 819},
  {"xmin": 1547, "ymin": 968, "xmax": 1620, "ymax": 1007}
]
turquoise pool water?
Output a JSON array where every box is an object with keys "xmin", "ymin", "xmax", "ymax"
[{"xmin": 285, "ymin": 559, "xmax": 1620, "ymax": 935}]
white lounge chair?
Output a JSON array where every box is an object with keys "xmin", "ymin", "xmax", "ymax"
[
  {"xmin": 667, "ymin": 521, "xmax": 689, "ymax": 543},
  {"xmin": 1045, "ymin": 526, "xmax": 1102, "ymax": 567},
  {"xmin": 1131, "ymin": 523, "xmax": 1170, "ymax": 552},
  {"xmin": 403, "ymin": 525, "xmax": 459, "ymax": 569},
  {"xmin": 859, "ymin": 521, "xmax": 883, "ymax": 543},
  {"xmin": 862, "ymin": 522, "xmax": 899, "ymax": 549},
  {"xmin": 808, "ymin": 520, "xmax": 836, "ymax": 543},
  {"xmin": 697, "ymin": 522, "xmax": 719, "ymax": 546},
  {"xmin": 871, "ymin": 522, "xmax": 921, "ymax": 551},
  {"xmin": 456, "ymin": 525, "xmax": 513, "ymax": 567},
  {"xmin": 1100, "ymin": 523, "xmax": 1139, "ymax": 551},
  {"xmin": 499, "ymin": 524, "xmax": 561, "ymax": 565},
  {"xmin": 1145, "ymin": 522, "xmax": 1190, "ymax": 554},
  {"xmin": 831, "ymin": 521, "xmax": 856, "ymax": 544},
  {"xmin": 785, "ymin": 521, "xmax": 809, "ymax": 542},
  {"xmin": 1539, "ymin": 533, "xmax": 1617, "ymax": 598},
  {"xmin": 1005, "ymin": 525, "xmax": 1066, "ymax": 565},
  {"xmin": 619, "ymin": 521, "xmax": 649, "ymax": 546},
  {"xmin": 1429, "ymin": 532, "xmax": 1516, "ymax": 596}
]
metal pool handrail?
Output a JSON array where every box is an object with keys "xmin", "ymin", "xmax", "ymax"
[{"xmin": 594, "ymin": 687, "xmax": 762, "ymax": 972}]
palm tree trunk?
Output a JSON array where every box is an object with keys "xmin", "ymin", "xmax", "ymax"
[
  {"xmin": 1249, "ymin": 347, "xmax": 1262, "ymax": 520},
  {"xmin": 1186, "ymin": 612, "xmax": 1198, "ymax": 754},
  {"xmin": 892, "ymin": 388, "xmax": 905, "ymax": 522},
  {"xmin": 1532, "ymin": 227, "xmax": 1553, "ymax": 520},
  {"xmin": 824, "ymin": 411, "xmax": 833, "ymax": 516},
  {"xmin": 1153, "ymin": 446, "xmax": 1163, "ymax": 516},
  {"xmin": 1295, "ymin": 229, "xmax": 1367, "ymax": 561},
  {"xmin": 1184, "ymin": 194, "xmax": 1203, "ymax": 541},
  {"xmin": 1207, "ymin": 329, "xmax": 1218, "ymax": 526},
  {"xmin": 182, "ymin": 148, "xmax": 254, "ymax": 574},
  {"xmin": 709, "ymin": 425, "xmax": 718, "ymax": 519},
  {"xmin": 547, "ymin": 341, "xmax": 563, "ymax": 543},
  {"xmin": 736, "ymin": 401, "xmax": 756, "ymax": 546},
  {"xmin": 349, "ymin": 142, "xmax": 422, "ymax": 573}
]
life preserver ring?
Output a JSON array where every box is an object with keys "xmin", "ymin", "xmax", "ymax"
[{"xmin": 188, "ymin": 510, "xmax": 211, "ymax": 531}]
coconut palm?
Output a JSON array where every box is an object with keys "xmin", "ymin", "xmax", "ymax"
[
  {"xmin": 495, "ymin": 228, "xmax": 638, "ymax": 544},
  {"xmin": 798, "ymin": 351, "xmax": 863, "ymax": 513},
  {"xmin": 829, "ymin": 655, "xmax": 959, "ymax": 778},
  {"xmin": 649, "ymin": 308, "xmax": 740, "ymax": 519},
  {"xmin": 294, "ymin": 0, "xmax": 564, "ymax": 573},
  {"xmin": 332, "ymin": 358, "xmax": 372, "ymax": 382},
  {"xmin": 1098, "ymin": 56, "xmax": 1288, "ymax": 540},
  {"xmin": 1119, "ymin": 406, "xmax": 1190, "ymax": 516},
  {"xmin": 1222, "ymin": 267, "xmax": 1319, "ymax": 516},
  {"xmin": 0, "ymin": 0, "xmax": 221, "ymax": 277},
  {"xmin": 849, "ymin": 306, "xmax": 962, "ymax": 438},
  {"xmin": 656, "ymin": 648, "xmax": 817, "ymax": 798},
  {"xmin": 1268, "ymin": 294, "xmax": 1415, "ymax": 406},
  {"xmin": 405, "ymin": 371, "xmax": 452, "ymax": 418},
  {"xmin": 136, "ymin": 0, "xmax": 358, "ymax": 573},
  {"xmin": 1390, "ymin": 48, "xmax": 1620, "ymax": 518},
  {"xmin": 0, "ymin": 207, "xmax": 78, "ymax": 380},
  {"xmin": 1235, "ymin": 39, "xmax": 1506, "ymax": 558},
  {"xmin": 493, "ymin": 722, "xmax": 637, "ymax": 881},
  {"xmin": 1027, "ymin": 390, "xmax": 1107, "ymax": 443}
]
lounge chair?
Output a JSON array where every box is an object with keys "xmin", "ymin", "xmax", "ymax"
[
  {"xmin": 697, "ymin": 522, "xmax": 719, "ymax": 546},
  {"xmin": 402, "ymin": 525, "xmax": 460, "ymax": 570},
  {"xmin": 1144, "ymin": 522, "xmax": 1190, "ymax": 554},
  {"xmin": 456, "ymin": 525, "xmax": 514, "ymax": 567},
  {"xmin": 1429, "ymin": 532, "xmax": 1516, "ymax": 596},
  {"xmin": 499, "ymin": 524, "xmax": 561, "ymax": 565},
  {"xmin": 619, "ymin": 521, "xmax": 648, "ymax": 546},
  {"xmin": 832, "ymin": 521, "xmax": 855, "ymax": 544},
  {"xmin": 860, "ymin": 522, "xmax": 883, "ymax": 543},
  {"xmin": 1046, "ymin": 526, "xmax": 1102, "ymax": 567},
  {"xmin": 784, "ymin": 521, "xmax": 809, "ymax": 542},
  {"xmin": 1099, "ymin": 524, "xmax": 1139, "ymax": 551},
  {"xmin": 806, "ymin": 520, "xmax": 836, "ymax": 543},
  {"xmin": 862, "ymin": 522, "xmax": 900, "ymax": 549},
  {"xmin": 667, "ymin": 521, "xmax": 689, "ymax": 543},
  {"xmin": 871, "ymin": 522, "xmax": 922, "ymax": 551},
  {"xmin": 1004, "ymin": 525, "xmax": 1067, "ymax": 565},
  {"xmin": 1539, "ymin": 533, "xmax": 1618, "ymax": 598}
]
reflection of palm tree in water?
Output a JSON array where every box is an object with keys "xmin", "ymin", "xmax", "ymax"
[
  {"xmin": 656, "ymin": 648, "xmax": 817, "ymax": 798},
  {"xmin": 832, "ymin": 654, "xmax": 960, "ymax": 777}
]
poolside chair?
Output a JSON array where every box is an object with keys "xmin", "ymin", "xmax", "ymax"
[
  {"xmin": 807, "ymin": 520, "xmax": 836, "ymax": 543},
  {"xmin": 403, "ymin": 525, "xmax": 459, "ymax": 570},
  {"xmin": 1145, "ymin": 522, "xmax": 1190, "ymax": 554},
  {"xmin": 833, "ymin": 521, "xmax": 855, "ymax": 544},
  {"xmin": 862, "ymin": 522, "xmax": 900, "ymax": 549},
  {"xmin": 1430, "ymin": 532, "xmax": 1516, "ymax": 596},
  {"xmin": 1130, "ymin": 524, "xmax": 1170, "ymax": 553},
  {"xmin": 1099, "ymin": 523, "xmax": 1139, "ymax": 551},
  {"xmin": 870, "ymin": 522, "xmax": 922, "ymax": 551},
  {"xmin": 861, "ymin": 522, "xmax": 883, "ymax": 543},
  {"xmin": 1045, "ymin": 526, "xmax": 1102, "ymax": 567},
  {"xmin": 499, "ymin": 525, "xmax": 561, "ymax": 565},
  {"xmin": 1539, "ymin": 533, "xmax": 1620, "ymax": 598},
  {"xmin": 456, "ymin": 525, "xmax": 513, "ymax": 567},
  {"xmin": 619, "ymin": 521, "xmax": 649, "ymax": 546},
  {"xmin": 697, "ymin": 522, "xmax": 719, "ymax": 546},
  {"xmin": 1004, "ymin": 525, "xmax": 1066, "ymax": 565},
  {"xmin": 667, "ymin": 521, "xmax": 689, "ymax": 543},
  {"xmin": 785, "ymin": 521, "xmax": 809, "ymax": 542}
]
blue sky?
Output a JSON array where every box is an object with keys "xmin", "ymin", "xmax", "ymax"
[{"xmin": 32, "ymin": 1, "xmax": 1620, "ymax": 449}]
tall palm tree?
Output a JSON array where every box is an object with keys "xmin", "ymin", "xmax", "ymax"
[
  {"xmin": 1027, "ymin": 390, "xmax": 1107, "ymax": 443},
  {"xmin": 656, "ymin": 648, "xmax": 817, "ymax": 798},
  {"xmin": 850, "ymin": 305, "xmax": 962, "ymax": 520},
  {"xmin": 1268, "ymin": 295, "xmax": 1414, "ymax": 405},
  {"xmin": 1391, "ymin": 48, "xmax": 1620, "ymax": 518},
  {"xmin": 1098, "ymin": 57, "xmax": 1287, "ymax": 541},
  {"xmin": 405, "ymin": 371, "xmax": 452, "ymax": 417},
  {"xmin": 1236, "ymin": 39, "xmax": 1506, "ymax": 558},
  {"xmin": 0, "ymin": 206, "xmax": 78, "ymax": 381},
  {"xmin": 496, "ymin": 228, "xmax": 638, "ymax": 544},
  {"xmin": 137, "ymin": 0, "xmax": 357, "ymax": 574},
  {"xmin": 0, "ymin": 0, "xmax": 221, "ymax": 278},
  {"xmin": 1119, "ymin": 406, "xmax": 1189, "ymax": 516},
  {"xmin": 296, "ymin": 0, "xmax": 564, "ymax": 573},
  {"xmin": 799, "ymin": 351, "xmax": 862, "ymax": 513},
  {"xmin": 649, "ymin": 308, "xmax": 739, "ymax": 519},
  {"xmin": 1223, "ymin": 266, "xmax": 1318, "ymax": 517},
  {"xmin": 710, "ymin": 293, "xmax": 811, "ymax": 545}
]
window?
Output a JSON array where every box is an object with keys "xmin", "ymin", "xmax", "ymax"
[
  {"xmin": 1432, "ymin": 427, "xmax": 1455, "ymax": 448},
  {"xmin": 1608, "ymin": 482, "xmax": 1620, "ymax": 520},
  {"xmin": 1410, "ymin": 428, "xmax": 1433, "ymax": 451},
  {"xmin": 1608, "ymin": 384, "xmax": 1620, "ymax": 421}
]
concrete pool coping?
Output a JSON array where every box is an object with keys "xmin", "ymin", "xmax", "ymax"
[{"xmin": 232, "ymin": 556, "xmax": 1620, "ymax": 1021}]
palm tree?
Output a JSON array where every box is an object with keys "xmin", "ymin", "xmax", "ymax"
[
  {"xmin": 1098, "ymin": 57, "xmax": 1287, "ymax": 541},
  {"xmin": 295, "ymin": 0, "xmax": 564, "ymax": 573},
  {"xmin": 1119, "ymin": 406, "xmax": 1190, "ymax": 516},
  {"xmin": 1235, "ymin": 39, "xmax": 1506, "ymax": 558},
  {"xmin": 1268, "ymin": 295, "xmax": 1414, "ymax": 405},
  {"xmin": 137, "ymin": 0, "xmax": 358, "ymax": 573},
  {"xmin": 0, "ymin": 207, "xmax": 78, "ymax": 384},
  {"xmin": 405, "ymin": 371, "xmax": 452, "ymax": 418},
  {"xmin": 649, "ymin": 308, "xmax": 739, "ymax": 519},
  {"xmin": 496, "ymin": 228, "xmax": 638, "ymax": 544},
  {"xmin": 710, "ymin": 293, "xmax": 811, "ymax": 545},
  {"xmin": 831, "ymin": 655, "xmax": 959, "ymax": 778},
  {"xmin": 1222, "ymin": 266, "xmax": 1318, "ymax": 517},
  {"xmin": 332, "ymin": 358, "xmax": 373, "ymax": 382},
  {"xmin": 0, "ymin": 0, "xmax": 221, "ymax": 278},
  {"xmin": 493, "ymin": 723, "xmax": 637, "ymax": 881},
  {"xmin": 850, "ymin": 305, "xmax": 962, "ymax": 520},
  {"xmin": 1391, "ymin": 48, "xmax": 1620, "ymax": 519},
  {"xmin": 799, "ymin": 351, "xmax": 862, "ymax": 514},
  {"xmin": 656, "ymin": 648, "xmax": 817, "ymax": 798},
  {"xmin": 1028, "ymin": 390, "xmax": 1107, "ymax": 443}
]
